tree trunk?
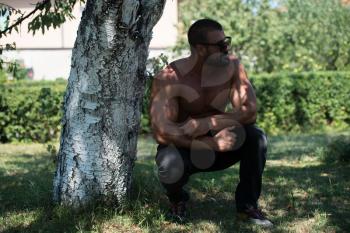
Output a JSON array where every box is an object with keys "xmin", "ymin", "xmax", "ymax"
[{"xmin": 53, "ymin": 0, "xmax": 165, "ymax": 206}]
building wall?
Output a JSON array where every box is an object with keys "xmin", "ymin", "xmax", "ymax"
[{"xmin": 1, "ymin": 0, "xmax": 178, "ymax": 80}]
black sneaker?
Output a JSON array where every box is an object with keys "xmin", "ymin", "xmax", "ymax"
[
  {"xmin": 237, "ymin": 207, "xmax": 273, "ymax": 227},
  {"xmin": 166, "ymin": 201, "xmax": 188, "ymax": 223}
]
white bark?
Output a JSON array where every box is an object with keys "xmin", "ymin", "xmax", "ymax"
[{"xmin": 53, "ymin": 0, "xmax": 165, "ymax": 206}]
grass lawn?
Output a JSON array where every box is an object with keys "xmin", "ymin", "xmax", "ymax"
[{"xmin": 0, "ymin": 132, "xmax": 349, "ymax": 233}]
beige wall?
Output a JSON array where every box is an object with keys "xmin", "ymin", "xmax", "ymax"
[
  {"xmin": 1, "ymin": 0, "xmax": 177, "ymax": 49},
  {"xmin": 1, "ymin": 0, "xmax": 82, "ymax": 49},
  {"xmin": 150, "ymin": 0, "xmax": 178, "ymax": 49},
  {"xmin": 1, "ymin": 0, "xmax": 178, "ymax": 80}
]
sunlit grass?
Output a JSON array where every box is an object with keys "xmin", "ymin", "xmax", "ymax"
[{"xmin": 0, "ymin": 132, "xmax": 349, "ymax": 232}]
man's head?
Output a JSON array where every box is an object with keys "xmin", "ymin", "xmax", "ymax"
[{"xmin": 188, "ymin": 19, "xmax": 231, "ymax": 64}]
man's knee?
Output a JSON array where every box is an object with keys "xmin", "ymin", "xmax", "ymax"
[
  {"xmin": 155, "ymin": 145, "xmax": 186, "ymax": 184},
  {"xmin": 245, "ymin": 125, "xmax": 268, "ymax": 156}
]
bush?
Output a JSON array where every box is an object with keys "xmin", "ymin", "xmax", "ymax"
[
  {"xmin": 321, "ymin": 135, "xmax": 350, "ymax": 164},
  {"xmin": 1, "ymin": 68, "xmax": 349, "ymax": 142},
  {"xmin": 1, "ymin": 61, "xmax": 31, "ymax": 81},
  {"xmin": 0, "ymin": 53, "xmax": 169, "ymax": 141},
  {"xmin": 250, "ymin": 71, "xmax": 350, "ymax": 134},
  {"xmin": 0, "ymin": 80, "xmax": 66, "ymax": 142},
  {"xmin": 328, "ymin": 136, "xmax": 350, "ymax": 163},
  {"xmin": 0, "ymin": 69, "xmax": 7, "ymax": 84}
]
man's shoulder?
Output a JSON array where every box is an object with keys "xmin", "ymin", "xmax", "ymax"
[
  {"xmin": 154, "ymin": 57, "xmax": 190, "ymax": 82},
  {"xmin": 154, "ymin": 64, "xmax": 178, "ymax": 82}
]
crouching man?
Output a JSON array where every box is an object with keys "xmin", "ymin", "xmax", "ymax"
[{"xmin": 149, "ymin": 18, "xmax": 272, "ymax": 227}]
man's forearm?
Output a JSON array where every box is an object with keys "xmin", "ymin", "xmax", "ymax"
[
  {"xmin": 155, "ymin": 132, "xmax": 219, "ymax": 151},
  {"xmin": 152, "ymin": 108, "xmax": 256, "ymax": 147},
  {"xmin": 206, "ymin": 109, "xmax": 256, "ymax": 132},
  {"xmin": 207, "ymin": 112, "xmax": 239, "ymax": 131},
  {"xmin": 154, "ymin": 133, "xmax": 192, "ymax": 148},
  {"xmin": 235, "ymin": 105, "xmax": 257, "ymax": 125},
  {"xmin": 153, "ymin": 122, "xmax": 191, "ymax": 148}
]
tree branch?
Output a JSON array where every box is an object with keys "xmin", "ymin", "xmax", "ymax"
[{"xmin": 0, "ymin": 0, "xmax": 50, "ymax": 37}]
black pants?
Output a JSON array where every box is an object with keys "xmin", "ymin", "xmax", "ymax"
[{"xmin": 155, "ymin": 124, "xmax": 267, "ymax": 212}]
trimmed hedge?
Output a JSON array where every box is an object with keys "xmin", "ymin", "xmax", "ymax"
[
  {"xmin": 0, "ymin": 80, "xmax": 66, "ymax": 142},
  {"xmin": 251, "ymin": 71, "xmax": 350, "ymax": 134},
  {"xmin": 0, "ymin": 71, "xmax": 349, "ymax": 142}
]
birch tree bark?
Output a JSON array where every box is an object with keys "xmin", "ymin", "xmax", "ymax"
[{"xmin": 53, "ymin": 0, "xmax": 165, "ymax": 206}]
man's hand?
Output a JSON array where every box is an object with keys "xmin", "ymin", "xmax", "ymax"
[
  {"xmin": 180, "ymin": 118, "xmax": 209, "ymax": 138},
  {"xmin": 213, "ymin": 126, "xmax": 236, "ymax": 152}
]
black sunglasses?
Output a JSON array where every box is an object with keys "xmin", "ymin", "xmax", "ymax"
[{"xmin": 198, "ymin": 36, "xmax": 232, "ymax": 50}]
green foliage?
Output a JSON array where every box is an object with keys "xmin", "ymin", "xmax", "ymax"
[
  {"xmin": 0, "ymin": 4, "xmax": 20, "ymax": 34},
  {"xmin": 6, "ymin": 61, "xmax": 30, "ymax": 81},
  {"xmin": 176, "ymin": 0, "xmax": 350, "ymax": 73},
  {"xmin": 0, "ymin": 52, "xmax": 169, "ymax": 141},
  {"xmin": 1, "ymin": 71, "xmax": 348, "ymax": 142},
  {"xmin": 0, "ymin": 59, "xmax": 31, "ymax": 82},
  {"xmin": 28, "ymin": 0, "xmax": 84, "ymax": 35},
  {"xmin": 251, "ymin": 71, "xmax": 350, "ymax": 134},
  {"xmin": 0, "ymin": 1, "xmax": 84, "ymax": 38},
  {"xmin": 47, "ymin": 143, "xmax": 58, "ymax": 163},
  {"xmin": 0, "ymin": 80, "xmax": 66, "ymax": 142},
  {"xmin": 0, "ymin": 68, "xmax": 7, "ymax": 84},
  {"xmin": 0, "ymin": 86, "xmax": 9, "ymax": 142}
]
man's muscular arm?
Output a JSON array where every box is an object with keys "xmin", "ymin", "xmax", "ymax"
[
  {"xmin": 149, "ymin": 68, "xmax": 191, "ymax": 148},
  {"xmin": 229, "ymin": 61, "xmax": 257, "ymax": 124},
  {"xmin": 208, "ymin": 63, "xmax": 257, "ymax": 130}
]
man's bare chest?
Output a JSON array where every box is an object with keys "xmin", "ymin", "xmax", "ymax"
[{"xmin": 177, "ymin": 79, "xmax": 231, "ymax": 117}]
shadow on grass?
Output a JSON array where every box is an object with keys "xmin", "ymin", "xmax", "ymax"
[
  {"xmin": 263, "ymin": 162, "xmax": 350, "ymax": 231},
  {"xmin": 0, "ymin": 153, "xmax": 114, "ymax": 233},
  {"xmin": 130, "ymin": 149, "xmax": 350, "ymax": 232},
  {"xmin": 131, "ymin": 161, "xmax": 255, "ymax": 233},
  {"xmin": 0, "ymin": 153, "xmax": 53, "ymax": 214},
  {"xmin": 267, "ymin": 133, "xmax": 330, "ymax": 161},
  {"xmin": 1, "ymin": 132, "xmax": 349, "ymax": 232}
]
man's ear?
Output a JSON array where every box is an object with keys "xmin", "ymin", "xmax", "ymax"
[{"xmin": 196, "ymin": 45, "xmax": 207, "ymax": 57}]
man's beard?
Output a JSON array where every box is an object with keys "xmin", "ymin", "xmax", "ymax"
[
  {"xmin": 201, "ymin": 51, "xmax": 233, "ymax": 87},
  {"xmin": 205, "ymin": 52, "xmax": 230, "ymax": 67}
]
